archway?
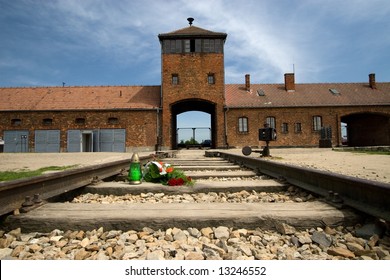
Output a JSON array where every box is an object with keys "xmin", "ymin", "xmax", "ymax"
[
  {"xmin": 171, "ymin": 99, "xmax": 216, "ymax": 149},
  {"xmin": 341, "ymin": 112, "xmax": 390, "ymax": 146}
]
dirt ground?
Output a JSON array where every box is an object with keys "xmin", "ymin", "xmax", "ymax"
[
  {"xmin": 0, "ymin": 148, "xmax": 389, "ymax": 183},
  {"xmin": 244, "ymin": 148, "xmax": 390, "ymax": 183}
]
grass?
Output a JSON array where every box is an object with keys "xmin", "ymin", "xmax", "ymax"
[
  {"xmin": 334, "ymin": 149, "xmax": 390, "ymax": 155},
  {"xmin": 0, "ymin": 165, "xmax": 78, "ymax": 182}
]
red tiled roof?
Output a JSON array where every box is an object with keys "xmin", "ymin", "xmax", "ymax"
[
  {"xmin": 225, "ymin": 83, "xmax": 390, "ymax": 108},
  {"xmin": 0, "ymin": 86, "xmax": 161, "ymax": 111},
  {"xmin": 1, "ymin": 82, "xmax": 389, "ymax": 112}
]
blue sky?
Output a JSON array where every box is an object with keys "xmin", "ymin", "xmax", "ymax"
[{"xmin": 1, "ymin": 0, "xmax": 389, "ymax": 142}]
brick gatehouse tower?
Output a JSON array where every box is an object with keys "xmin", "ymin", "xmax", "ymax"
[{"xmin": 158, "ymin": 18, "xmax": 227, "ymax": 149}]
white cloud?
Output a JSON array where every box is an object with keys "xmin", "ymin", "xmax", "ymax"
[{"xmin": 1, "ymin": 0, "xmax": 389, "ymax": 87}]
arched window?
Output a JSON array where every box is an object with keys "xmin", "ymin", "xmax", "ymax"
[{"xmin": 108, "ymin": 117, "xmax": 119, "ymax": 125}]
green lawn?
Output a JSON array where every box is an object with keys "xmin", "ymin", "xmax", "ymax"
[
  {"xmin": 0, "ymin": 165, "xmax": 78, "ymax": 182},
  {"xmin": 334, "ymin": 149, "xmax": 390, "ymax": 155}
]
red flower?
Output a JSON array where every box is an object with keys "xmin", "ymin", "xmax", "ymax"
[
  {"xmin": 177, "ymin": 178, "xmax": 184, "ymax": 185},
  {"xmin": 168, "ymin": 178, "xmax": 178, "ymax": 186},
  {"xmin": 167, "ymin": 177, "xmax": 185, "ymax": 186}
]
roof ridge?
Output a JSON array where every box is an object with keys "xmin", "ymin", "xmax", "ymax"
[
  {"xmin": 226, "ymin": 82, "xmax": 390, "ymax": 86},
  {"xmin": 0, "ymin": 85, "xmax": 161, "ymax": 89}
]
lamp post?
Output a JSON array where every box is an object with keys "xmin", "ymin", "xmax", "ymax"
[{"xmin": 128, "ymin": 153, "xmax": 142, "ymax": 184}]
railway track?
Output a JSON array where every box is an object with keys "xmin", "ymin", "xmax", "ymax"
[
  {"xmin": 1, "ymin": 149, "xmax": 389, "ymax": 260},
  {"xmin": 0, "ymin": 151, "xmax": 390, "ymax": 230}
]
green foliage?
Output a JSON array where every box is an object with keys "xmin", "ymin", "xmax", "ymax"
[
  {"xmin": 143, "ymin": 163, "xmax": 165, "ymax": 184},
  {"xmin": 185, "ymin": 137, "xmax": 199, "ymax": 145},
  {"xmin": 143, "ymin": 162, "xmax": 194, "ymax": 186},
  {"xmin": 334, "ymin": 149, "xmax": 390, "ymax": 155}
]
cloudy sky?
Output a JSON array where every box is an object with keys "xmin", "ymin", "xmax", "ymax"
[{"xmin": 1, "ymin": 0, "xmax": 389, "ymax": 142}]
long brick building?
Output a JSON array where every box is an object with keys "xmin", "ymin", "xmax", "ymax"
[{"xmin": 1, "ymin": 20, "xmax": 389, "ymax": 152}]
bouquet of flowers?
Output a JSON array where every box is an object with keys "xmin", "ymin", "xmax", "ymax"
[{"xmin": 142, "ymin": 161, "xmax": 194, "ymax": 186}]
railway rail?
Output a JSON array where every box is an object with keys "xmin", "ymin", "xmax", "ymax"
[
  {"xmin": 0, "ymin": 154, "xmax": 155, "ymax": 217},
  {"xmin": 217, "ymin": 151, "xmax": 390, "ymax": 222},
  {"xmin": 1, "ymin": 149, "xmax": 390, "ymax": 260},
  {"xmin": 0, "ymin": 149, "xmax": 389, "ymax": 224}
]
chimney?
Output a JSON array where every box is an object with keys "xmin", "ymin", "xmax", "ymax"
[
  {"xmin": 284, "ymin": 73, "xmax": 295, "ymax": 92},
  {"xmin": 369, "ymin": 73, "xmax": 376, "ymax": 89},
  {"xmin": 245, "ymin": 74, "xmax": 250, "ymax": 91}
]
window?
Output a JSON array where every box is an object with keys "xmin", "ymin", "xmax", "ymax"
[
  {"xmin": 11, "ymin": 119, "xmax": 22, "ymax": 126},
  {"xmin": 208, "ymin": 73, "xmax": 215, "ymax": 84},
  {"xmin": 313, "ymin": 116, "xmax": 322, "ymax": 131},
  {"xmin": 163, "ymin": 38, "xmax": 223, "ymax": 54},
  {"xmin": 175, "ymin": 40, "xmax": 182, "ymax": 53},
  {"xmin": 294, "ymin": 123, "xmax": 302, "ymax": 133},
  {"xmin": 108, "ymin": 117, "xmax": 119, "ymax": 124},
  {"xmin": 257, "ymin": 89, "xmax": 265, "ymax": 96},
  {"xmin": 281, "ymin": 123, "xmax": 288, "ymax": 133},
  {"xmin": 238, "ymin": 117, "xmax": 248, "ymax": 133},
  {"xmin": 184, "ymin": 39, "xmax": 196, "ymax": 53},
  {"xmin": 75, "ymin": 118, "xmax": 86, "ymax": 125},
  {"xmin": 204, "ymin": 39, "xmax": 216, "ymax": 53},
  {"xmin": 43, "ymin": 118, "xmax": 53, "ymax": 125},
  {"xmin": 266, "ymin": 117, "xmax": 276, "ymax": 128},
  {"xmin": 329, "ymin": 88, "xmax": 341, "ymax": 96},
  {"xmin": 214, "ymin": 39, "xmax": 222, "ymax": 53},
  {"xmin": 170, "ymin": 40, "xmax": 176, "ymax": 53},
  {"xmin": 172, "ymin": 74, "xmax": 179, "ymax": 85}
]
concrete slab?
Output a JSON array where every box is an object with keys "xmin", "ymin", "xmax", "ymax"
[
  {"xmin": 4, "ymin": 201, "xmax": 361, "ymax": 232},
  {"xmin": 178, "ymin": 165, "xmax": 241, "ymax": 171},
  {"xmin": 84, "ymin": 180, "xmax": 287, "ymax": 195},
  {"xmin": 186, "ymin": 170, "xmax": 257, "ymax": 179}
]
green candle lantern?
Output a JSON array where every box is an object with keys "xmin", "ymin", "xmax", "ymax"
[{"xmin": 128, "ymin": 153, "xmax": 142, "ymax": 184}]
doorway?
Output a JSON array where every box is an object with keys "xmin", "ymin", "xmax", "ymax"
[{"xmin": 82, "ymin": 131, "xmax": 93, "ymax": 152}]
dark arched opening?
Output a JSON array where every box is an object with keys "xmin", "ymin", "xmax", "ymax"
[{"xmin": 171, "ymin": 99, "xmax": 216, "ymax": 149}]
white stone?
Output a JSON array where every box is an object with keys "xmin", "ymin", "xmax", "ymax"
[{"xmin": 214, "ymin": 226, "xmax": 230, "ymax": 240}]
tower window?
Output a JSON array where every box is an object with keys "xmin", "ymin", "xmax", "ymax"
[
  {"xmin": 204, "ymin": 39, "xmax": 216, "ymax": 53},
  {"xmin": 170, "ymin": 40, "xmax": 176, "ymax": 53},
  {"xmin": 208, "ymin": 73, "xmax": 215, "ymax": 84},
  {"xmin": 184, "ymin": 39, "xmax": 196, "ymax": 53},
  {"xmin": 172, "ymin": 74, "xmax": 179, "ymax": 85}
]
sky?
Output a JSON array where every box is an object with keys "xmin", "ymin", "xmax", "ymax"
[{"xmin": 1, "ymin": 0, "xmax": 389, "ymax": 142}]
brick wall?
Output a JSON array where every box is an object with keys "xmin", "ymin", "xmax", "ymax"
[
  {"xmin": 0, "ymin": 110, "xmax": 158, "ymax": 151},
  {"xmin": 225, "ymin": 105, "xmax": 390, "ymax": 148},
  {"xmin": 161, "ymin": 53, "xmax": 226, "ymax": 148}
]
